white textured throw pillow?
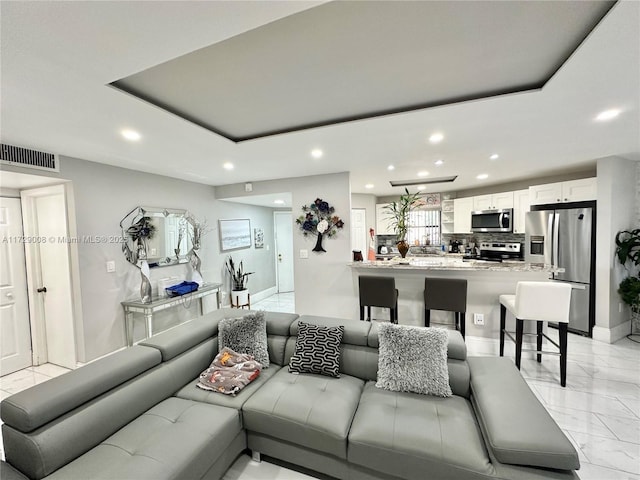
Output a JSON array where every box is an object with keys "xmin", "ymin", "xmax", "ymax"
[
  {"xmin": 376, "ymin": 323, "xmax": 452, "ymax": 397},
  {"xmin": 218, "ymin": 311, "xmax": 269, "ymax": 368}
]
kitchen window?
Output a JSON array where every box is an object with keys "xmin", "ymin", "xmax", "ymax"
[{"xmin": 407, "ymin": 209, "xmax": 441, "ymax": 246}]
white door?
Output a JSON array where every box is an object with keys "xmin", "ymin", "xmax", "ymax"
[
  {"xmin": 351, "ymin": 208, "xmax": 367, "ymax": 256},
  {"xmin": 22, "ymin": 185, "xmax": 77, "ymax": 369},
  {"xmin": 274, "ymin": 211, "xmax": 294, "ymax": 293},
  {"xmin": 0, "ymin": 198, "xmax": 32, "ymax": 376}
]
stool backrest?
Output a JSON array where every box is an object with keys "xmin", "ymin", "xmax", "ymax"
[
  {"xmin": 424, "ymin": 277, "xmax": 467, "ymax": 312},
  {"xmin": 359, "ymin": 275, "xmax": 396, "ymax": 308},
  {"xmin": 515, "ymin": 281, "xmax": 572, "ymax": 323}
]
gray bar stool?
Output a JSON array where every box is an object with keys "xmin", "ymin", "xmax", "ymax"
[
  {"xmin": 424, "ymin": 277, "xmax": 467, "ymax": 338},
  {"xmin": 358, "ymin": 275, "xmax": 398, "ymax": 323},
  {"xmin": 499, "ymin": 281, "xmax": 572, "ymax": 387}
]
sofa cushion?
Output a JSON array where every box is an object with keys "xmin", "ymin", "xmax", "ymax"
[
  {"xmin": 46, "ymin": 397, "xmax": 243, "ymax": 480},
  {"xmin": 289, "ymin": 321, "xmax": 344, "ymax": 377},
  {"xmin": 0, "ymin": 346, "xmax": 161, "ymax": 433},
  {"xmin": 242, "ymin": 367, "xmax": 364, "ymax": 459},
  {"xmin": 294, "ymin": 315, "xmax": 371, "ymax": 346},
  {"xmin": 468, "ymin": 357, "xmax": 579, "ymax": 471},
  {"xmin": 348, "ymin": 382, "xmax": 494, "ymax": 480},
  {"xmin": 376, "ymin": 323, "xmax": 452, "ymax": 397},
  {"xmin": 219, "ymin": 311, "xmax": 269, "ymax": 367},
  {"xmin": 175, "ymin": 365, "xmax": 280, "ymax": 411}
]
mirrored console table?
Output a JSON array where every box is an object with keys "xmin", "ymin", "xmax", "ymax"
[{"xmin": 121, "ymin": 282, "xmax": 222, "ymax": 346}]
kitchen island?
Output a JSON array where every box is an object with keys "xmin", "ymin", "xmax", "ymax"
[{"xmin": 349, "ymin": 257, "xmax": 561, "ymax": 339}]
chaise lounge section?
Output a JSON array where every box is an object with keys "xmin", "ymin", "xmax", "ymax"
[{"xmin": 0, "ymin": 309, "xmax": 579, "ymax": 480}]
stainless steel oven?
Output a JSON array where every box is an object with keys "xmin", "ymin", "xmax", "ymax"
[{"xmin": 471, "ymin": 209, "xmax": 513, "ymax": 233}]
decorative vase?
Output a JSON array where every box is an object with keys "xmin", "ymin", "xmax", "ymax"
[
  {"xmin": 397, "ymin": 240, "xmax": 409, "ymax": 258},
  {"xmin": 231, "ymin": 289, "xmax": 249, "ymax": 308},
  {"xmin": 189, "ymin": 249, "xmax": 203, "ymax": 285},
  {"xmin": 139, "ymin": 261, "xmax": 152, "ymax": 304},
  {"xmin": 313, "ymin": 232, "xmax": 326, "ymax": 253}
]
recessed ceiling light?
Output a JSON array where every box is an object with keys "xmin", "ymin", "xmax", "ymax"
[
  {"xmin": 477, "ymin": 173, "xmax": 489, "ymax": 180},
  {"xmin": 121, "ymin": 129, "xmax": 141, "ymax": 141},
  {"xmin": 595, "ymin": 109, "xmax": 621, "ymax": 121},
  {"xmin": 416, "ymin": 185, "xmax": 426, "ymax": 191},
  {"xmin": 273, "ymin": 199, "xmax": 285, "ymax": 205},
  {"xmin": 417, "ymin": 171, "xmax": 429, "ymax": 177},
  {"xmin": 429, "ymin": 132, "xmax": 444, "ymax": 144},
  {"xmin": 311, "ymin": 149, "xmax": 323, "ymax": 158},
  {"xmin": 490, "ymin": 154, "xmax": 500, "ymax": 160},
  {"xmin": 434, "ymin": 159, "xmax": 444, "ymax": 166},
  {"xmin": 365, "ymin": 184, "xmax": 374, "ymax": 189},
  {"xmin": 223, "ymin": 162, "xmax": 234, "ymax": 170},
  {"xmin": 387, "ymin": 165, "xmax": 395, "ymax": 171}
]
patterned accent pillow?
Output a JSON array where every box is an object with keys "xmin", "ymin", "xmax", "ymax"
[
  {"xmin": 289, "ymin": 321, "xmax": 344, "ymax": 378},
  {"xmin": 376, "ymin": 323, "xmax": 452, "ymax": 397},
  {"xmin": 219, "ymin": 311, "xmax": 269, "ymax": 367}
]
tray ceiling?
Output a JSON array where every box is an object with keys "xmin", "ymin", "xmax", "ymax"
[{"xmin": 112, "ymin": 1, "xmax": 615, "ymax": 142}]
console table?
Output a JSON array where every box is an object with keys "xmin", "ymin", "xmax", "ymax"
[{"xmin": 121, "ymin": 282, "xmax": 222, "ymax": 346}]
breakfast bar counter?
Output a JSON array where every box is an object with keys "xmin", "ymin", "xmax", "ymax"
[{"xmin": 349, "ymin": 258, "xmax": 560, "ymax": 339}]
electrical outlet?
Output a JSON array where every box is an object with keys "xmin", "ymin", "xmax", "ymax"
[
  {"xmin": 299, "ymin": 249, "xmax": 309, "ymax": 259},
  {"xmin": 106, "ymin": 261, "xmax": 115, "ymax": 273},
  {"xmin": 473, "ymin": 313, "xmax": 485, "ymax": 326}
]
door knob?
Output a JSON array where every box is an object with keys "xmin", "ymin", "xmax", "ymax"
[
  {"xmin": 6, "ymin": 293, "xmax": 13, "ymax": 298},
  {"xmin": 278, "ymin": 254, "xmax": 282, "ymax": 262},
  {"xmin": 37, "ymin": 287, "xmax": 47, "ymax": 293}
]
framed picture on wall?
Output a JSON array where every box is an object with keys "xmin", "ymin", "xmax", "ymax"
[
  {"xmin": 219, "ymin": 219, "xmax": 251, "ymax": 251},
  {"xmin": 254, "ymin": 228, "xmax": 264, "ymax": 248}
]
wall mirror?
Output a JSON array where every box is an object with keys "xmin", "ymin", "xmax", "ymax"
[{"xmin": 120, "ymin": 206, "xmax": 194, "ymax": 268}]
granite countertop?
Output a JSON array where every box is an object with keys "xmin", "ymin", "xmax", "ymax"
[{"xmin": 349, "ymin": 257, "xmax": 562, "ymax": 273}]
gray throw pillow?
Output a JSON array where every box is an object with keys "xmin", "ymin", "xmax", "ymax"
[
  {"xmin": 289, "ymin": 321, "xmax": 344, "ymax": 377},
  {"xmin": 219, "ymin": 311, "xmax": 269, "ymax": 368},
  {"xmin": 376, "ymin": 323, "xmax": 452, "ymax": 397}
]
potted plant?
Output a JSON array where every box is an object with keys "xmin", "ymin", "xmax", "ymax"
[
  {"xmin": 615, "ymin": 228, "xmax": 640, "ymax": 336},
  {"xmin": 225, "ymin": 256, "xmax": 253, "ymax": 307},
  {"xmin": 383, "ymin": 188, "xmax": 424, "ymax": 258}
]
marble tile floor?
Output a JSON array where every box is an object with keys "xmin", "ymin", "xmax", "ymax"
[
  {"xmin": 1, "ymin": 326, "xmax": 638, "ymax": 479},
  {"xmin": 252, "ymin": 291, "xmax": 295, "ymax": 314}
]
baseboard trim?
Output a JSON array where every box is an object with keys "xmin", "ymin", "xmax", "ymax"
[
  {"xmin": 251, "ymin": 286, "xmax": 277, "ymax": 304},
  {"xmin": 593, "ymin": 321, "xmax": 631, "ymax": 344}
]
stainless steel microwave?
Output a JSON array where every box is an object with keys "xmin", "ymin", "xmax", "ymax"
[{"xmin": 471, "ymin": 209, "xmax": 513, "ymax": 233}]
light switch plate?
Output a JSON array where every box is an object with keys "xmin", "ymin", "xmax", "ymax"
[
  {"xmin": 106, "ymin": 261, "xmax": 116, "ymax": 273},
  {"xmin": 299, "ymin": 249, "xmax": 309, "ymax": 259}
]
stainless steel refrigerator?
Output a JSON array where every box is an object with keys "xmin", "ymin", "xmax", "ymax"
[{"xmin": 525, "ymin": 202, "xmax": 596, "ymax": 336}]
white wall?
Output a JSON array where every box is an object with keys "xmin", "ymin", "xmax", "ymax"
[
  {"xmin": 594, "ymin": 156, "xmax": 639, "ymax": 343},
  {"xmin": 216, "ymin": 172, "xmax": 358, "ymax": 319}
]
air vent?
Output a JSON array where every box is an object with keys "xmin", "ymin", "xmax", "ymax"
[{"xmin": 0, "ymin": 144, "xmax": 59, "ymax": 172}]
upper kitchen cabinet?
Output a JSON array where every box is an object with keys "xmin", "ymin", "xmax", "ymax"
[
  {"xmin": 472, "ymin": 192, "xmax": 514, "ymax": 210},
  {"xmin": 529, "ymin": 178, "xmax": 597, "ymax": 205},
  {"xmin": 512, "ymin": 189, "xmax": 530, "ymax": 234},
  {"xmin": 453, "ymin": 197, "xmax": 473, "ymax": 233},
  {"xmin": 441, "ymin": 199, "xmax": 454, "ymax": 234},
  {"xmin": 375, "ymin": 203, "xmax": 394, "ymax": 235}
]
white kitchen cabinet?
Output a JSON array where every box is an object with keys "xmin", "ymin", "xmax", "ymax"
[
  {"xmin": 453, "ymin": 197, "xmax": 473, "ymax": 233},
  {"xmin": 441, "ymin": 199, "xmax": 454, "ymax": 234},
  {"xmin": 375, "ymin": 203, "xmax": 394, "ymax": 235},
  {"xmin": 512, "ymin": 189, "xmax": 530, "ymax": 234},
  {"xmin": 529, "ymin": 178, "xmax": 596, "ymax": 205},
  {"xmin": 472, "ymin": 192, "xmax": 514, "ymax": 211}
]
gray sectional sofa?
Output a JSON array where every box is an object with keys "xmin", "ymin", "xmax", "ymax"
[{"xmin": 1, "ymin": 309, "xmax": 580, "ymax": 480}]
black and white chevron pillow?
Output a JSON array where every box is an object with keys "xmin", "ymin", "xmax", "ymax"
[{"xmin": 289, "ymin": 321, "xmax": 344, "ymax": 378}]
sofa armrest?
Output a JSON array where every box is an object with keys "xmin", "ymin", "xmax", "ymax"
[
  {"xmin": 1, "ymin": 461, "xmax": 29, "ymax": 480},
  {"xmin": 468, "ymin": 357, "xmax": 579, "ymax": 471}
]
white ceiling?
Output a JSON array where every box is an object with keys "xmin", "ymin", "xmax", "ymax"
[{"xmin": 1, "ymin": 0, "xmax": 638, "ymax": 201}]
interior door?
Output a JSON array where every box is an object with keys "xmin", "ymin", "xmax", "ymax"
[
  {"xmin": 274, "ymin": 211, "xmax": 294, "ymax": 293},
  {"xmin": 351, "ymin": 208, "xmax": 367, "ymax": 256},
  {"xmin": 0, "ymin": 197, "xmax": 33, "ymax": 375}
]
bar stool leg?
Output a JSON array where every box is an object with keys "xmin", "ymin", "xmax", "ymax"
[
  {"xmin": 359, "ymin": 305, "xmax": 365, "ymax": 321},
  {"xmin": 536, "ymin": 321, "xmax": 543, "ymax": 363},
  {"xmin": 499, "ymin": 305, "xmax": 506, "ymax": 357},
  {"xmin": 367, "ymin": 306, "xmax": 372, "ymax": 322},
  {"xmin": 425, "ymin": 309, "xmax": 431, "ymax": 327},
  {"xmin": 460, "ymin": 312, "xmax": 466, "ymax": 339},
  {"xmin": 559, "ymin": 323, "xmax": 568, "ymax": 387},
  {"xmin": 515, "ymin": 318, "xmax": 524, "ymax": 370}
]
